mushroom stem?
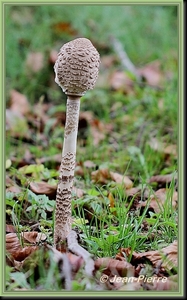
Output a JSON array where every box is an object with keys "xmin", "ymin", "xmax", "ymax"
[
  {"xmin": 54, "ymin": 96, "xmax": 80, "ymax": 245},
  {"xmin": 53, "ymin": 38, "xmax": 100, "ymax": 248},
  {"xmin": 54, "ymin": 96, "xmax": 80, "ymax": 246}
]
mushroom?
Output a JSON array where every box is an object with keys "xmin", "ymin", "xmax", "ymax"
[{"xmin": 54, "ymin": 38, "xmax": 100, "ymax": 247}]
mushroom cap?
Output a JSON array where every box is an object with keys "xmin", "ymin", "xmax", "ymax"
[{"xmin": 54, "ymin": 38, "xmax": 100, "ymax": 96}]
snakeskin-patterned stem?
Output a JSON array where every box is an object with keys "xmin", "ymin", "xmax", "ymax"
[{"xmin": 54, "ymin": 96, "xmax": 80, "ymax": 246}]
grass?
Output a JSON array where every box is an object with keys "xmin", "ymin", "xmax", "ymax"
[
  {"xmin": 5, "ymin": 4, "xmax": 178, "ymax": 291},
  {"xmin": 72, "ymin": 177, "xmax": 177, "ymax": 258}
]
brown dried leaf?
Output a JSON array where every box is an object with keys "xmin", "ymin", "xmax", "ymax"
[
  {"xmin": 148, "ymin": 173, "xmax": 177, "ymax": 185},
  {"xmin": 149, "ymin": 275, "xmax": 178, "ymax": 290},
  {"xmin": 6, "ymin": 232, "xmax": 46, "ymax": 261},
  {"xmin": 83, "ymin": 160, "xmax": 96, "ymax": 169},
  {"xmin": 138, "ymin": 188, "xmax": 177, "ymax": 213},
  {"xmin": 79, "ymin": 111, "xmax": 100, "ymax": 144},
  {"xmin": 118, "ymin": 277, "xmax": 142, "ymax": 291},
  {"xmin": 110, "ymin": 172, "xmax": 133, "ymax": 189},
  {"xmin": 124, "ymin": 187, "xmax": 143, "ymax": 204},
  {"xmin": 21, "ymin": 232, "xmax": 46, "ymax": 244},
  {"xmin": 119, "ymin": 275, "xmax": 178, "ymax": 291},
  {"xmin": 101, "ymin": 54, "xmax": 117, "ymax": 68},
  {"xmin": 26, "ymin": 52, "xmax": 44, "ymax": 73},
  {"xmin": 110, "ymin": 71, "xmax": 134, "ymax": 94},
  {"xmin": 49, "ymin": 49, "xmax": 58, "ymax": 64},
  {"xmin": 120, "ymin": 240, "xmax": 177, "ymax": 271},
  {"xmin": 108, "ymin": 192, "xmax": 115, "ymax": 209},
  {"xmin": 75, "ymin": 165, "xmax": 84, "ymax": 177},
  {"xmin": 95, "ymin": 257, "xmax": 134, "ymax": 278},
  {"xmin": 10, "ymin": 149, "xmax": 36, "ymax": 168},
  {"xmin": 6, "ymin": 175, "xmax": 15, "ymax": 187},
  {"xmin": 72, "ymin": 186, "xmax": 84, "ymax": 198},
  {"xmin": 52, "ymin": 22, "xmax": 77, "ymax": 35},
  {"xmin": 66, "ymin": 252, "xmax": 84, "ymax": 273},
  {"xmin": 30, "ymin": 181, "xmax": 84, "ymax": 199},
  {"xmin": 29, "ymin": 181, "xmax": 57, "ymax": 198},
  {"xmin": 137, "ymin": 60, "xmax": 163, "ymax": 87},
  {"xmin": 39, "ymin": 153, "xmax": 62, "ymax": 165},
  {"xmin": 91, "ymin": 168, "xmax": 111, "ymax": 184},
  {"xmin": 9, "ymin": 90, "xmax": 31, "ymax": 115},
  {"xmin": 90, "ymin": 118, "xmax": 107, "ymax": 146},
  {"xmin": 91, "ymin": 169, "xmax": 133, "ymax": 189},
  {"xmin": 6, "ymin": 233, "xmax": 39, "ymax": 261},
  {"xmin": 6, "ymin": 109, "xmax": 29, "ymax": 138},
  {"xmin": 164, "ymin": 144, "xmax": 177, "ymax": 157},
  {"xmin": 149, "ymin": 138, "xmax": 177, "ymax": 158},
  {"xmin": 91, "ymin": 126, "xmax": 105, "ymax": 146},
  {"xmin": 79, "ymin": 111, "xmax": 94, "ymax": 123},
  {"xmin": 6, "ymin": 185, "xmax": 22, "ymax": 194},
  {"xmin": 6, "ymin": 224, "xmax": 17, "ymax": 233},
  {"xmin": 6, "ymin": 254, "xmax": 15, "ymax": 267},
  {"xmin": 95, "ymin": 258, "xmax": 135, "ymax": 289},
  {"xmin": 79, "ymin": 111, "xmax": 113, "ymax": 146}
]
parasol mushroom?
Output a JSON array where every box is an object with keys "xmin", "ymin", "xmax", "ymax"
[{"xmin": 53, "ymin": 38, "xmax": 100, "ymax": 247}]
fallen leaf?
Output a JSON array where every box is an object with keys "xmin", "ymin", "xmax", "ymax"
[
  {"xmin": 95, "ymin": 257, "xmax": 134, "ymax": 278},
  {"xmin": 89, "ymin": 117, "xmax": 109, "ymax": 146},
  {"xmin": 38, "ymin": 153, "xmax": 62, "ymax": 165},
  {"xmin": 75, "ymin": 165, "xmax": 84, "ymax": 177},
  {"xmin": 83, "ymin": 160, "xmax": 96, "ymax": 169},
  {"xmin": 52, "ymin": 22, "xmax": 77, "ymax": 35},
  {"xmin": 118, "ymin": 240, "xmax": 177, "ymax": 271},
  {"xmin": 6, "ymin": 224, "xmax": 17, "ymax": 233},
  {"xmin": 21, "ymin": 232, "xmax": 46, "ymax": 244},
  {"xmin": 26, "ymin": 52, "xmax": 44, "ymax": 73},
  {"xmin": 110, "ymin": 71, "xmax": 134, "ymax": 94},
  {"xmin": 11, "ymin": 149, "xmax": 36, "ymax": 168},
  {"xmin": 147, "ymin": 275, "xmax": 178, "ymax": 290},
  {"xmin": 110, "ymin": 171, "xmax": 133, "ymax": 189},
  {"xmin": 92, "ymin": 168, "xmax": 133, "ymax": 189},
  {"xmin": 149, "ymin": 138, "xmax": 177, "ymax": 158},
  {"xmin": 138, "ymin": 188, "xmax": 177, "ymax": 213},
  {"xmin": 90, "ymin": 126, "xmax": 105, "ymax": 146},
  {"xmin": 6, "ymin": 232, "xmax": 40, "ymax": 261},
  {"xmin": 108, "ymin": 192, "xmax": 115, "ymax": 209},
  {"xmin": 6, "ymin": 109, "xmax": 29, "ymax": 138},
  {"xmin": 148, "ymin": 173, "xmax": 178, "ymax": 185},
  {"xmin": 164, "ymin": 144, "xmax": 178, "ymax": 157},
  {"xmin": 6, "ymin": 175, "xmax": 15, "ymax": 187},
  {"xmin": 6, "ymin": 254, "xmax": 15, "ymax": 267},
  {"xmin": 79, "ymin": 111, "xmax": 113, "ymax": 146},
  {"xmin": 29, "ymin": 181, "xmax": 57, "ymax": 198},
  {"xmin": 9, "ymin": 90, "xmax": 31, "ymax": 115},
  {"xmin": 49, "ymin": 49, "xmax": 58, "ymax": 64},
  {"xmin": 91, "ymin": 168, "xmax": 111, "ymax": 184},
  {"xmin": 125, "ymin": 187, "xmax": 141, "ymax": 198},
  {"xmin": 6, "ymin": 185, "xmax": 22, "ymax": 194},
  {"xmin": 6, "ymin": 232, "xmax": 46, "ymax": 262},
  {"xmin": 66, "ymin": 252, "xmax": 84, "ymax": 273},
  {"xmin": 137, "ymin": 60, "xmax": 163, "ymax": 87},
  {"xmin": 119, "ymin": 275, "xmax": 178, "ymax": 291},
  {"xmin": 118, "ymin": 277, "xmax": 142, "ymax": 291},
  {"xmin": 72, "ymin": 186, "xmax": 84, "ymax": 198}
]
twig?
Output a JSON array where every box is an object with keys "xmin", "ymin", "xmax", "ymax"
[
  {"xmin": 67, "ymin": 230, "xmax": 95, "ymax": 289},
  {"xmin": 48, "ymin": 245, "xmax": 72, "ymax": 290},
  {"xmin": 110, "ymin": 35, "xmax": 163, "ymax": 91},
  {"xmin": 110, "ymin": 35, "xmax": 141, "ymax": 81}
]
